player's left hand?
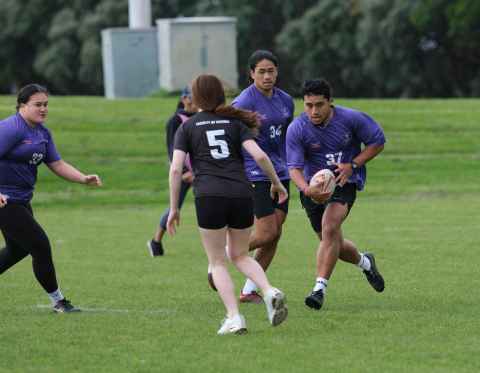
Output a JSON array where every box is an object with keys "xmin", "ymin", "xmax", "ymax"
[
  {"xmin": 84, "ymin": 174, "xmax": 102, "ymax": 187},
  {"xmin": 306, "ymin": 185, "xmax": 332, "ymax": 204},
  {"xmin": 181, "ymin": 171, "xmax": 194, "ymax": 184},
  {"xmin": 334, "ymin": 163, "xmax": 353, "ymax": 187}
]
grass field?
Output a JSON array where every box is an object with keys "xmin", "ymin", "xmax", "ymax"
[{"xmin": 0, "ymin": 95, "xmax": 479, "ymax": 373}]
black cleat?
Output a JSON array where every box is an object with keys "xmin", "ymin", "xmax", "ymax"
[
  {"xmin": 305, "ymin": 289, "xmax": 325, "ymax": 310},
  {"xmin": 363, "ymin": 253, "xmax": 385, "ymax": 292},
  {"xmin": 53, "ymin": 299, "xmax": 81, "ymax": 313},
  {"xmin": 147, "ymin": 240, "xmax": 164, "ymax": 257}
]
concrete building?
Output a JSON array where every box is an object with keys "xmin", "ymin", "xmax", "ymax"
[
  {"xmin": 156, "ymin": 17, "xmax": 238, "ymax": 93},
  {"xmin": 101, "ymin": 0, "xmax": 238, "ymax": 98}
]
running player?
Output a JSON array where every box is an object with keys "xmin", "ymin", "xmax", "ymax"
[
  {"xmin": 147, "ymin": 87, "xmax": 197, "ymax": 256},
  {"xmin": 0, "ymin": 84, "xmax": 102, "ymax": 313},
  {"xmin": 231, "ymin": 50, "xmax": 295, "ymax": 303},
  {"xmin": 286, "ymin": 78, "xmax": 386, "ymax": 310},
  {"xmin": 167, "ymin": 74, "xmax": 288, "ymax": 334}
]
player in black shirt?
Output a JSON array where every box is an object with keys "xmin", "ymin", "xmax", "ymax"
[
  {"xmin": 147, "ymin": 87, "xmax": 196, "ymax": 257},
  {"xmin": 167, "ymin": 74, "xmax": 288, "ymax": 335}
]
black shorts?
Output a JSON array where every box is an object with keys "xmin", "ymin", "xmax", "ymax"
[
  {"xmin": 251, "ymin": 180, "xmax": 290, "ymax": 219},
  {"xmin": 300, "ymin": 183, "xmax": 357, "ymax": 233},
  {"xmin": 194, "ymin": 196, "xmax": 254, "ymax": 229}
]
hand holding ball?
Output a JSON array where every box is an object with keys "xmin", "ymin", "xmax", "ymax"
[{"xmin": 308, "ymin": 169, "xmax": 336, "ymax": 204}]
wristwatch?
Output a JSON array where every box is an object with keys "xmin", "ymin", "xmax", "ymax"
[{"xmin": 351, "ymin": 161, "xmax": 359, "ymax": 169}]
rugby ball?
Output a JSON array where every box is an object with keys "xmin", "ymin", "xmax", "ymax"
[{"xmin": 309, "ymin": 169, "xmax": 336, "ymax": 203}]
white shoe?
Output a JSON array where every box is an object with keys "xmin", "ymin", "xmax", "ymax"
[
  {"xmin": 217, "ymin": 314, "xmax": 247, "ymax": 335},
  {"xmin": 264, "ymin": 288, "xmax": 288, "ymax": 326}
]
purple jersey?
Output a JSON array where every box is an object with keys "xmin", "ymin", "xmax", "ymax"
[
  {"xmin": 0, "ymin": 113, "xmax": 61, "ymax": 203},
  {"xmin": 232, "ymin": 84, "xmax": 294, "ymax": 181},
  {"xmin": 286, "ymin": 106, "xmax": 385, "ymax": 191}
]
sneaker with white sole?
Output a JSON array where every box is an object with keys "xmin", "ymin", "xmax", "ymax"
[
  {"xmin": 363, "ymin": 252, "xmax": 385, "ymax": 292},
  {"xmin": 305, "ymin": 289, "xmax": 325, "ymax": 310},
  {"xmin": 239, "ymin": 291, "xmax": 263, "ymax": 304},
  {"xmin": 263, "ymin": 288, "xmax": 288, "ymax": 326},
  {"xmin": 217, "ymin": 314, "xmax": 247, "ymax": 335},
  {"xmin": 53, "ymin": 299, "xmax": 81, "ymax": 313},
  {"xmin": 147, "ymin": 240, "xmax": 164, "ymax": 257}
]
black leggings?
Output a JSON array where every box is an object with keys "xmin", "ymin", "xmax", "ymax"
[
  {"xmin": 0, "ymin": 203, "xmax": 58, "ymax": 293},
  {"xmin": 159, "ymin": 180, "xmax": 191, "ymax": 230}
]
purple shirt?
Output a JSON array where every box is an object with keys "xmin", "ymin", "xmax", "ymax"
[
  {"xmin": 286, "ymin": 106, "xmax": 386, "ymax": 191},
  {"xmin": 0, "ymin": 113, "xmax": 61, "ymax": 203},
  {"xmin": 232, "ymin": 84, "xmax": 294, "ymax": 181}
]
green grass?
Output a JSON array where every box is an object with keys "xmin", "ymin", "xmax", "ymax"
[{"xmin": 1, "ymin": 95, "xmax": 479, "ymax": 372}]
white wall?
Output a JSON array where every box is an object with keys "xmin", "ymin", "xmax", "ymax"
[
  {"xmin": 157, "ymin": 17, "xmax": 238, "ymax": 91},
  {"xmin": 102, "ymin": 28, "xmax": 159, "ymax": 98}
]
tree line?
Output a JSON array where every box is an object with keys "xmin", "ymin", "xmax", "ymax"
[{"xmin": 1, "ymin": 0, "xmax": 479, "ymax": 97}]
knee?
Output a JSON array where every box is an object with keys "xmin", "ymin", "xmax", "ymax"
[
  {"xmin": 256, "ymin": 227, "xmax": 280, "ymax": 247},
  {"xmin": 29, "ymin": 236, "xmax": 52, "ymax": 260},
  {"xmin": 228, "ymin": 252, "xmax": 242, "ymax": 264},
  {"xmin": 229, "ymin": 246, "xmax": 251, "ymax": 264},
  {"xmin": 209, "ymin": 255, "xmax": 228, "ymax": 268},
  {"xmin": 321, "ymin": 222, "xmax": 340, "ymax": 241}
]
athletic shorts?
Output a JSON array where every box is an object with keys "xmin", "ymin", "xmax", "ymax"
[
  {"xmin": 299, "ymin": 183, "xmax": 357, "ymax": 233},
  {"xmin": 194, "ymin": 196, "xmax": 254, "ymax": 230},
  {"xmin": 251, "ymin": 180, "xmax": 290, "ymax": 219}
]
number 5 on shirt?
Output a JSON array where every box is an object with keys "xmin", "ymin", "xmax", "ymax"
[{"xmin": 206, "ymin": 129, "xmax": 230, "ymax": 159}]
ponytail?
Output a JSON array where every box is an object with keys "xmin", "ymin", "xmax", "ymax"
[{"xmin": 215, "ymin": 105, "xmax": 259, "ymax": 134}]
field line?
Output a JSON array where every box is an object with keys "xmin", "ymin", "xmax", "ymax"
[{"xmin": 34, "ymin": 304, "xmax": 175, "ymax": 315}]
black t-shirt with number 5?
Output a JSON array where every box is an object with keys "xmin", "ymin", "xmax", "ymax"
[{"xmin": 173, "ymin": 111, "xmax": 255, "ymax": 198}]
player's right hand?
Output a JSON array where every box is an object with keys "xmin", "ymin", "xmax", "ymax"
[
  {"xmin": 166, "ymin": 209, "xmax": 180, "ymax": 235},
  {"xmin": 270, "ymin": 182, "xmax": 288, "ymax": 204}
]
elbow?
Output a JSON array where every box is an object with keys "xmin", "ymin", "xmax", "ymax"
[
  {"xmin": 253, "ymin": 152, "xmax": 269, "ymax": 164},
  {"xmin": 170, "ymin": 166, "xmax": 182, "ymax": 175},
  {"xmin": 170, "ymin": 165, "xmax": 183, "ymax": 178},
  {"xmin": 367, "ymin": 143, "xmax": 384, "ymax": 156}
]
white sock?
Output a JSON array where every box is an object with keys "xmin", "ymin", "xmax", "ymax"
[
  {"xmin": 242, "ymin": 279, "xmax": 258, "ymax": 294},
  {"xmin": 358, "ymin": 253, "xmax": 371, "ymax": 271},
  {"xmin": 313, "ymin": 277, "xmax": 328, "ymax": 293},
  {"xmin": 48, "ymin": 289, "xmax": 64, "ymax": 305}
]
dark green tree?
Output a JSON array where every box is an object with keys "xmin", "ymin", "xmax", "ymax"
[
  {"xmin": 194, "ymin": 0, "xmax": 318, "ymax": 91},
  {"xmin": 411, "ymin": 0, "xmax": 480, "ymax": 96},
  {"xmin": 0, "ymin": 0, "xmax": 198, "ymax": 94},
  {"xmin": 0, "ymin": 0, "xmax": 61, "ymax": 93},
  {"xmin": 1, "ymin": 0, "xmax": 480, "ymax": 96},
  {"xmin": 276, "ymin": 0, "xmax": 364, "ymax": 97},
  {"xmin": 33, "ymin": 0, "xmax": 129, "ymax": 94},
  {"xmin": 355, "ymin": 0, "xmax": 424, "ymax": 97}
]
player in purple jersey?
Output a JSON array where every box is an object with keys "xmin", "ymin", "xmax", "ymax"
[
  {"xmin": 167, "ymin": 75, "xmax": 288, "ymax": 334},
  {"xmin": 230, "ymin": 50, "xmax": 295, "ymax": 303},
  {"xmin": 147, "ymin": 87, "xmax": 197, "ymax": 257},
  {"xmin": 0, "ymin": 84, "xmax": 102, "ymax": 313},
  {"xmin": 286, "ymin": 79, "xmax": 386, "ymax": 311}
]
